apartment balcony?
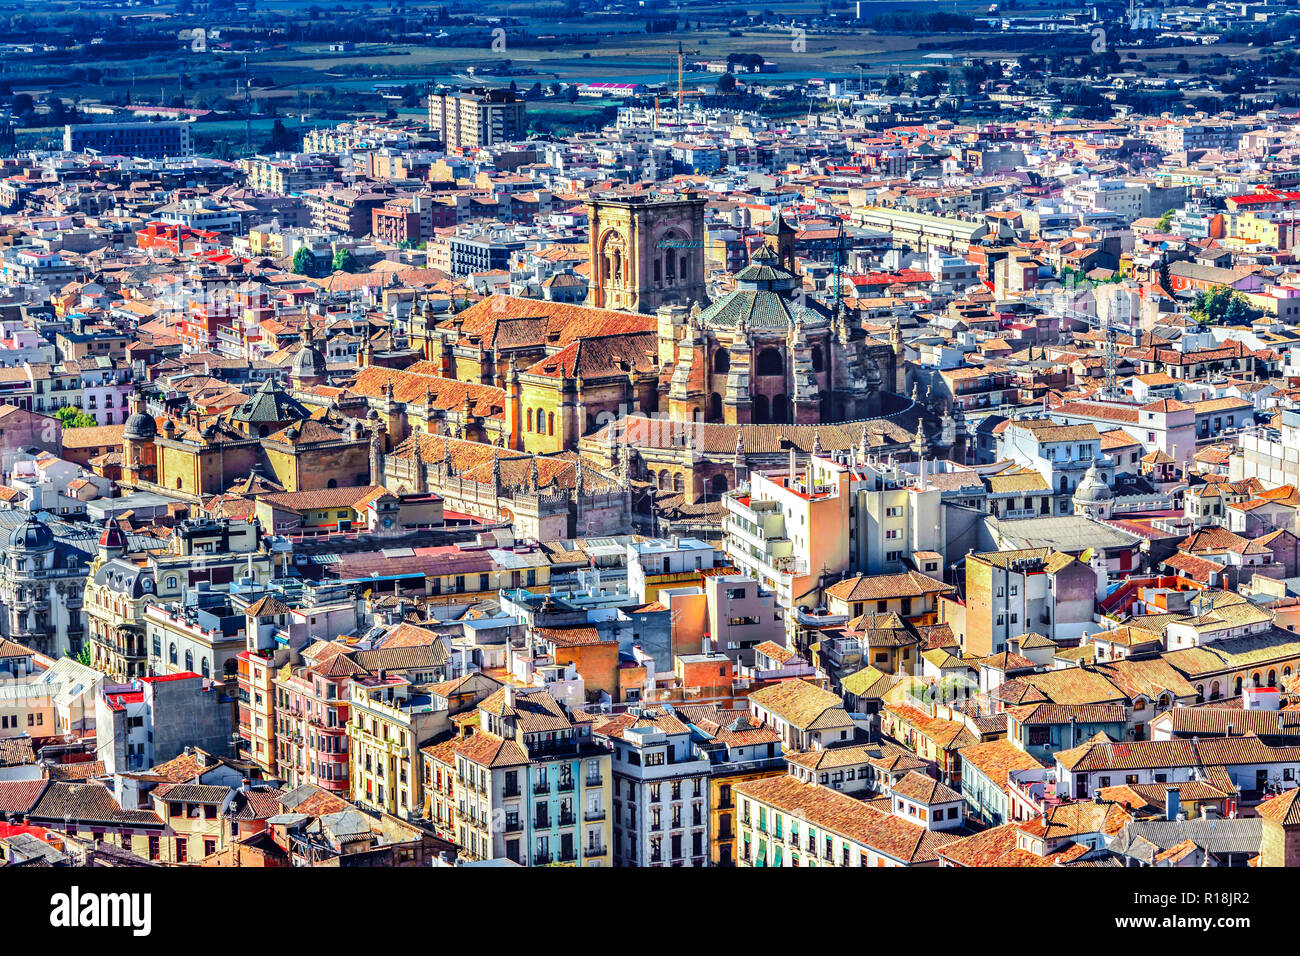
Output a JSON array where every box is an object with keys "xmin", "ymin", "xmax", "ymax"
[
  {"xmin": 557, "ymin": 849, "xmax": 578, "ymax": 864},
  {"xmin": 533, "ymin": 852, "xmax": 553, "ymax": 866},
  {"xmin": 503, "ymin": 784, "xmax": 522, "ymax": 798},
  {"xmin": 584, "ymin": 844, "xmax": 607, "ymax": 857},
  {"xmin": 585, "ymin": 773, "xmax": 603, "ymax": 787},
  {"xmin": 533, "ymin": 780, "xmax": 551, "ymax": 795},
  {"xmin": 584, "ymin": 808, "xmax": 606, "ymax": 822},
  {"xmin": 557, "ymin": 777, "xmax": 575, "ymax": 793}
]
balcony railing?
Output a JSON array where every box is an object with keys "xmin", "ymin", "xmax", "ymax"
[
  {"xmin": 533, "ymin": 780, "xmax": 550, "ymax": 795},
  {"xmin": 533, "ymin": 852, "xmax": 552, "ymax": 866},
  {"xmin": 584, "ymin": 808, "xmax": 606, "ymax": 822}
]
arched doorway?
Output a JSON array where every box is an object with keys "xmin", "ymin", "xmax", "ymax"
[
  {"xmin": 713, "ymin": 350, "xmax": 730, "ymax": 374},
  {"xmin": 811, "ymin": 346, "xmax": 824, "ymax": 373},
  {"xmin": 709, "ymin": 473, "xmax": 728, "ymax": 495},
  {"xmin": 772, "ymin": 394, "xmax": 788, "ymax": 424},
  {"xmin": 709, "ymin": 392, "xmax": 723, "ymax": 422},
  {"xmin": 753, "ymin": 395, "xmax": 770, "ymax": 423}
]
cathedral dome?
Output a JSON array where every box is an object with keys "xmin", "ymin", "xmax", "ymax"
[
  {"xmin": 1074, "ymin": 462, "xmax": 1113, "ymax": 504},
  {"xmin": 124, "ymin": 409, "xmax": 157, "ymax": 442},
  {"xmin": 290, "ymin": 340, "xmax": 328, "ymax": 381},
  {"xmin": 9, "ymin": 517, "xmax": 53, "ymax": 552}
]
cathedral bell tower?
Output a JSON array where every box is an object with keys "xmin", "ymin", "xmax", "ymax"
[
  {"xmin": 762, "ymin": 214, "xmax": 798, "ymax": 275},
  {"xmin": 586, "ymin": 193, "xmax": 708, "ymax": 314}
]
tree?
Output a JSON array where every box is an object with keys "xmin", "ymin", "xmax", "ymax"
[
  {"xmin": 66, "ymin": 645, "xmax": 92, "ymax": 666},
  {"xmin": 1189, "ymin": 285, "xmax": 1259, "ymax": 327},
  {"xmin": 718, "ymin": 72, "xmax": 737, "ymax": 94},
  {"xmin": 1156, "ymin": 208, "xmax": 1176, "ymax": 232},
  {"xmin": 55, "ymin": 405, "xmax": 97, "ymax": 429},
  {"xmin": 332, "ymin": 248, "xmax": 359, "ymax": 273},
  {"xmin": 293, "ymin": 247, "xmax": 318, "ymax": 276}
]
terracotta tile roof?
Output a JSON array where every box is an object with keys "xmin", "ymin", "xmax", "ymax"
[
  {"xmin": 0, "ymin": 778, "xmax": 48, "ymax": 814},
  {"xmin": 735, "ymin": 775, "xmax": 959, "ymax": 864},
  {"xmin": 749, "ymin": 679, "xmax": 852, "ymax": 731},
  {"xmin": 826, "ymin": 571, "xmax": 953, "ymax": 603},
  {"xmin": 889, "ymin": 770, "xmax": 961, "ymax": 805}
]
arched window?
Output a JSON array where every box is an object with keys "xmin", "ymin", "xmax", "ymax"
[
  {"xmin": 537, "ymin": 411, "xmax": 545, "ymax": 434},
  {"xmin": 657, "ymin": 471, "xmax": 668, "ymax": 490},
  {"xmin": 753, "ymin": 395, "xmax": 770, "ymax": 424},
  {"xmin": 258, "ymin": 424, "xmax": 269, "ymax": 437},
  {"xmin": 169, "ymin": 643, "xmax": 177, "ymax": 665},
  {"xmin": 709, "ymin": 474, "xmax": 728, "ymax": 495},
  {"xmin": 713, "ymin": 350, "xmax": 730, "ymax": 374},
  {"xmin": 1196, "ymin": 684, "xmax": 1205, "ymax": 703},
  {"xmin": 673, "ymin": 473, "xmax": 684, "ymax": 494},
  {"xmin": 756, "ymin": 348, "xmax": 783, "ymax": 377},
  {"xmin": 184, "ymin": 650, "xmax": 193, "ymax": 672},
  {"xmin": 1059, "ymin": 475, "xmax": 1069, "ymax": 494},
  {"xmin": 1268, "ymin": 669, "xmax": 1277, "ymax": 687},
  {"xmin": 225, "ymin": 659, "xmax": 237, "ymax": 681},
  {"xmin": 201, "ymin": 658, "xmax": 210, "ymax": 678},
  {"xmin": 811, "ymin": 346, "xmax": 824, "ymax": 373},
  {"xmin": 1211, "ymin": 680, "xmax": 1222, "ymax": 700},
  {"xmin": 327, "ymin": 478, "xmax": 338, "ymax": 488},
  {"xmin": 166, "ymin": 576, "xmax": 178, "ymax": 591},
  {"xmin": 709, "ymin": 392, "xmax": 723, "ymax": 422}
]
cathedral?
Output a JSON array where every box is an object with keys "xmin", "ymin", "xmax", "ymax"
[
  {"xmin": 657, "ymin": 215, "xmax": 899, "ymax": 426},
  {"xmin": 403, "ymin": 200, "xmax": 903, "ymax": 448},
  {"xmin": 364, "ymin": 194, "xmax": 957, "ymax": 529}
]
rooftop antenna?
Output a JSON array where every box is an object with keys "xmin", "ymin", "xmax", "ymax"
[
  {"xmin": 244, "ymin": 55, "xmax": 252, "ymax": 153},
  {"xmin": 833, "ymin": 218, "xmax": 846, "ymax": 314}
]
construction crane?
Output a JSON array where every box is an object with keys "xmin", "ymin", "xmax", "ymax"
[
  {"xmin": 676, "ymin": 41, "xmax": 699, "ymax": 113},
  {"xmin": 1056, "ymin": 282, "xmax": 1136, "ymax": 400}
]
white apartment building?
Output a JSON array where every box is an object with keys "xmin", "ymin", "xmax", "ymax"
[
  {"xmin": 600, "ymin": 707, "xmax": 711, "ymax": 867},
  {"xmin": 724, "ymin": 454, "xmax": 850, "ymax": 613}
]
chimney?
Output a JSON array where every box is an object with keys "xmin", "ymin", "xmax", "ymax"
[
  {"xmin": 504, "ymin": 684, "xmax": 517, "ymax": 708},
  {"xmin": 1166, "ymin": 786, "xmax": 1180, "ymax": 821}
]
